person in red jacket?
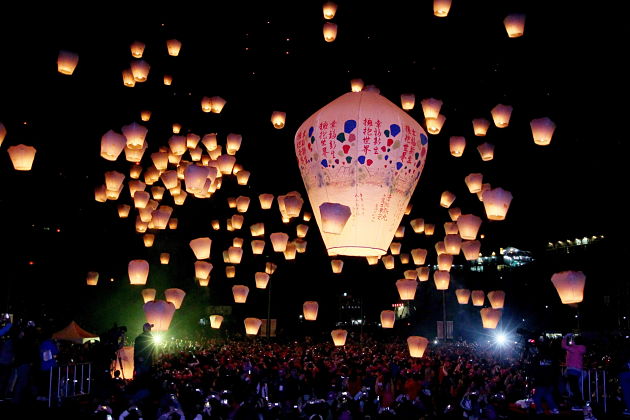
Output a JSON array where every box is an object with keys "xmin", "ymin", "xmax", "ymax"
[{"xmin": 562, "ymin": 333, "xmax": 586, "ymax": 411}]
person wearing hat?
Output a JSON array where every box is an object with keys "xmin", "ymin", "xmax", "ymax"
[{"xmin": 133, "ymin": 323, "xmax": 154, "ymax": 383}]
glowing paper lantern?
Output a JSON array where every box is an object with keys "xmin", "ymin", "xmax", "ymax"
[
  {"xmin": 396, "ymin": 279, "xmax": 417, "ymax": 301},
  {"xmin": 472, "ymin": 118, "xmax": 490, "ymax": 136},
  {"xmin": 323, "ymin": 22, "xmax": 337, "ymax": 42},
  {"xmin": 226, "ymin": 133, "xmax": 243, "ymax": 155},
  {"xmin": 130, "ymin": 41, "xmax": 145, "ymax": 58},
  {"xmin": 350, "ymin": 79, "xmax": 364, "ymax": 92},
  {"xmin": 504, "ymin": 14, "xmax": 526, "ymax": 38},
  {"xmin": 86, "ymin": 272, "xmax": 99, "ymax": 286},
  {"xmin": 380, "ymin": 310, "xmax": 395, "ymax": 328},
  {"xmin": 425, "ymin": 114, "xmax": 446, "ymax": 135},
  {"xmin": 159, "ymin": 253, "xmax": 170, "ymax": 265},
  {"xmin": 491, "ymin": 104, "xmax": 513, "ymax": 128},
  {"xmin": 471, "ymin": 290, "xmax": 485, "ymax": 306},
  {"xmin": 303, "ymin": 301, "xmax": 319, "ymax": 320},
  {"xmin": 317, "ymin": 202, "xmax": 352, "ymax": 235},
  {"xmin": 411, "ymin": 248, "xmax": 427, "ymax": 265},
  {"xmin": 133, "ymin": 191, "xmax": 150, "ymax": 209},
  {"xmin": 117, "ymin": 204, "xmax": 130, "ymax": 218},
  {"xmin": 444, "ymin": 222, "xmax": 458, "ymax": 235},
  {"xmin": 477, "ymin": 183, "xmax": 492, "ymax": 201},
  {"xmin": 410, "ymin": 218, "xmax": 424, "ymax": 233},
  {"xmin": 210, "ymin": 315, "xmax": 223, "ymax": 329},
  {"xmin": 455, "ymin": 289, "xmax": 471, "ymax": 304},
  {"xmin": 265, "ymin": 262, "xmax": 277, "ymax": 275},
  {"xmin": 164, "ymin": 288, "xmax": 186, "ymax": 309},
  {"xmin": 144, "ymin": 300, "xmax": 176, "ymax": 332},
  {"xmin": 382, "ymin": 255, "xmax": 395, "ymax": 269},
  {"xmin": 295, "ymin": 91, "xmax": 427, "ymax": 256},
  {"xmin": 366, "ymin": 256, "xmax": 379, "ymax": 265},
  {"xmin": 237, "ymin": 171, "xmax": 250, "ymax": 185},
  {"xmin": 480, "ymin": 308, "xmax": 502, "ymax": 329},
  {"xmin": 331, "ymin": 259, "xmax": 344, "ymax": 273},
  {"xmin": 482, "ymin": 188, "xmax": 513, "ymax": 220},
  {"xmin": 250, "ymin": 223, "xmax": 265, "ymax": 237},
  {"xmin": 404, "ymin": 270, "xmax": 418, "ymax": 280},
  {"xmin": 122, "ymin": 122, "xmax": 148, "ymax": 150},
  {"xmin": 530, "ymin": 117, "xmax": 556, "ymax": 146},
  {"xmin": 270, "ymin": 232, "xmax": 289, "ymax": 252},
  {"xmin": 100, "ymin": 130, "xmax": 126, "ymax": 161},
  {"xmin": 551, "ymin": 270, "xmax": 586, "ymax": 304},
  {"xmin": 283, "ymin": 241, "xmax": 297, "ymax": 260},
  {"xmin": 435, "ymin": 241, "xmax": 446, "ymax": 256},
  {"xmin": 424, "ymin": 224, "xmax": 435, "ymax": 236},
  {"xmin": 449, "ymin": 136, "xmax": 466, "ymax": 157},
  {"xmin": 323, "ymin": 1, "xmax": 337, "ymax": 19},
  {"xmin": 390, "ymin": 242, "xmax": 402, "ymax": 255},
  {"xmin": 477, "ymin": 143, "xmax": 495, "ymax": 161},
  {"xmin": 166, "ymin": 39, "xmax": 182, "ymax": 56},
  {"xmin": 228, "ymin": 246, "xmax": 244, "ymax": 264},
  {"xmin": 122, "ymin": 69, "xmax": 135, "ymax": 87},
  {"xmin": 189, "ymin": 237, "xmax": 212, "ymax": 260},
  {"xmin": 210, "ymin": 96, "xmax": 226, "ymax": 113},
  {"xmin": 128, "ymin": 260, "xmax": 149, "ymax": 285},
  {"xmin": 400, "ymin": 253, "xmax": 410, "ymax": 264},
  {"xmin": 457, "ymin": 214, "xmax": 482, "ymax": 240},
  {"xmin": 421, "ymin": 98, "xmax": 443, "ymax": 120},
  {"xmin": 465, "ymin": 173, "xmax": 483, "ymax": 193},
  {"xmin": 143, "ymin": 234, "xmax": 155, "ymax": 247},
  {"xmin": 130, "ymin": 60, "xmax": 150, "ymax": 82},
  {"xmin": 488, "ymin": 290, "xmax": 506, "ymax": 309},
  {"xmin": 163, "ymin": 74, "xmax": 173, "ymax": 86},
  {"xmin": 433, "ymin": 0, "xmax": 452, "ymax": 17},
  {"xmin": 440, "ymin": 191, "xmax": 456, "ymax": 208},
  {"xmin": 141, "ymin": 288, "xmax": 156, "ymax": 303},
  {"xmin": 244, "ymin": 318, "xmax": 262, "ymax": 335},
  {"xmin": 255, "ymin": 272, "xmax": 270, "ymax": 289},
  {"xmin": 437, "ymin": 254, "xmax": 453, "ymax": 272},
  {"xmin": 217, "ymin": 155, "xmax": 236, "ymax": 175},
  {"xmin": 444, "ymin": 234, "xmax": 462, "ymax": 255},
  {"xmin": 331, "ymin": 329, "xmax": 347, "ymax": 346},
  {"xmin": 225, "ymin": 266, "xmax": 236, "ymax": 278},
  {"xmin": 258, "ymin": 193, "xmax": 274, "ymax": 210},
  {"xmin": 232, "ymin": 285, "xmax": 249, "ymax": 303},
  {"xmin": 417, "ymin": 267, "xmax": 430, "ymax": 281},
  {"xmin": 395, "ymin": 226, "xmax": 405, "ymax": 238},
  {"xmin": 57, "ymin": 50, "xmax": 78, "ymax": 75},
  {"xmin": 461, "ymin": 240, "xmax": 481, "ymax": 260},
  {"xmin": 194, "ymin": 261, "xmax": 213, "ymax": 280},
  {"xmin": 433, "ymin": 270, "xmax": 450, "ymax": 290},
  {"xmin": 448, "ymin": 208, "xmax": 461, "ymax": 222},
  {"xmin": 7, "ymin": 145, "xmax": 36, "ymax": 171},
  {"xmin": 250, "ymin": 240, "xmax": 265, "ymax": 255},
  {"xmin": 400, "ymin": 93, "xmax": 415, "ymax": 110},
  {"xmin": 271, "ymin": 111, "xmax": 287, "ymax": 129},
  {"xmin": 407, "ymin": 336, "xmax": 429, "ymax": 357}
]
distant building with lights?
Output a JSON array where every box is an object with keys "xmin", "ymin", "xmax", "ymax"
[
  {"xmin": 336, "ymin": 292, "xmax": 364, "ymax": 327},
  {"xmin": 545, "ymin": 235, "xmax": 605, "ymax": 253}
]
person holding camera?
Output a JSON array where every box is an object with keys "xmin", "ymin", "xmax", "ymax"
[{"xmin": 561, "ymin": 333, "xmax": 586, "ymax": 411}]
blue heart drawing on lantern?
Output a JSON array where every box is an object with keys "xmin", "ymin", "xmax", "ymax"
[
  {"xmin": 396, "ymin": 162, "xmax": 403, "ymax": 170},
  {"xmin": 357, "ymin": 156, "xmax": 366, "ymax": 164},
  {"xmin": 308, "ymin": 127, "xmax": 314, "ymax": 137},
  {"xmin": 390, "ymin": 124, "xmax": 401, "ymax": 137},
  {"xmin": 420, "ymin": 133, "xmax": 428, "ymax": 145},
  {"xmin": 321, "ymin": 159, "xmax": 328, "ymax": 167},
  {"xmin": 344, "ymin": 119, "xmax": 357, "ymax": 133}
]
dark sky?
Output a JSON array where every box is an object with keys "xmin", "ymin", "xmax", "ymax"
[{"xmin": 0, "ymin": 3, "xmax": 624, "ymax": 337}]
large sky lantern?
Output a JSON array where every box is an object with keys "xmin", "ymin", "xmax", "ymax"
[
  {"xmin": 232, "ymin": 285, "xmax": 250, "ymax": 303},
  {"xmin": 189, "ymin": 237, "xmax": 212, "ymax": 260},
  {"xmin": 433, "ymin": 0, "xmax": 452, "ymax": 17},
  {"xmin": 143, "ymin": 300, "xmax": 176, "ymax": 332},
  {"xmin": 160, "ymin": 253, "xmax": 170, "ymax": 265},
  {"xmin": 295, "ymin": 90, "xmax": 428, "ymax": 257},
  {"xmin": 228, "ymin": 246, "xmax": 244, "ymax": 264},
  {"xmin": 130, "ymin": 59, "xmax": 150, "ymax": 82},
  {"xmin": 323, "ymin": 1, "xmax": 337, "ymax": 19},
  {"xmin": 455, "ymin": 289, "xmax": 471, "ymax": 304},
  {"xmin": 440, "ymin": 191, "xmax": 456, "ymax": 208},
  {"xmin": 7, "ymin": 145, "xmax": 37, "ymax": 171},
  {"xmin": 480, "ymin": 308, "xmax": 502, "ymax": 329},
  {"xmin": 457, "ymin": 214, "xmax": 482, "ymax": 240},
  {"xmin": 472, "ymin": 118, "xmax": 491, "ymax": 136},
  {"xmin": 530, "ymin": 117, "xmax": 556, "ymax": 146},
  {"xmin": 410, "ymin": 218, "xmax": 425, "ymax": 233},
  {"xmin": 461, "ymin": 240, "xmax": 481, "ymax": 260},
  {"xmin": 210, "ymin": 315, "xmax": 223, "ymax": 329},
  {"xmin": 404, "ymin": 269, "xmax": 418, "ymax": 280},
  {"xmin": 164, "ymin": 288, "xmax": 186, "ymax": 310},
  {"xmin": 449, "ymin": 136, "xmax": 466, "ymax": 157},
  {"xmin": 255, "ymin": 272, "xmax": 270, "ymax": 289},
  {"xmin": 407, "ymin": 336, "xmax": 429, "ymax": 358},
  {"xmin": 482, "ymin": 187, "xmax": 513, "ymax": 220},
  {"xmin": 57, "ymin": 50, "xmax": 79, "ymax": 75},
  {"xmin": 270, "ymin": 232, "xmax": 289, "ymax": 252},
  {"xmin": 141, "ymin": 288, "xmax": 156, "ymax": 304},
  {"xmin": 271, "ymin": 111, "xmax": 287, "ymax": 129},
  {"xmin": 133, "ymin": 191, "xmax": 150, "ymax": 208},
  {"xmin": 433, "ymin": 270, "xmax": 450, "ymax": 290},
  {"xmin": 471, "ymin": 290, "xmax": 485, "ymax": 306},
  {"xmin": 380, "ymin": 310, "xmax": 395, "ymax": 328},
  {"xmin": 477, "ymin": 142, "xmax": 495, "ymax": 161},
  {"xmin": 444, "ymin": 234, "xmax": 462, "ymax": 255},
  {"xmin": 437, "ymin": 253, "xmax": 453, "ymax": 271},
  {"xmin": 396, "ymin": 279, "xmax": 417, "ymax": 300},
  {"xmin": 551, "ymin": 270, "xmax": 586, "ymax": 304},
  {"xmin": 100, "ymin": 130, "xmax": 126, "ymax": 161},
  {"xmin": 331, "ymin": 329, "xmax": 348, "ymax": 346},
  {"xmin": 130, "ymin": 41, "xmax": 145, "ymax": 58},
  {"xmin": 417, "ymin": 266, "xmax": 430, "ymax": 282},
  {"xmin": 504, "ymin": 13, "xmax": 526, "ymax": 38},
  {"xmin": 194, "ymin": 261, "xmax": 213, "ymax": 280},
  {"xmin": 491, "ymin": 104, "xmax": 513, "ymax": 128},
  {"xmin": 350, "ymin": 79, "xmax": 364, "ymax": 92},
  {"xmin": 382, "ymin": 255, "xmax": 395, "ymax": 269},
  {"xmin": 244, "ymin": 318, "xmax": 263, "ymax": 335},
  {"xmin": 323, "ymin": 22, "xmax": 338, "ymax": 42},
  {"xmin": 86, "ymin": 271, "xmax": 99, "ymax": 286},
  {"xmin": 488, "ymin": 290, "xmax": 506, "ymax": 309},
  {"xmin": 303, "ymin": 301, "xmax": 319, "ymax": 320},
  {"xmin": 166, "ymin": 39, "xmax": 182, "ymax": 56},
  {"xmin": 411, "ymin": 248, "xmax": 428, "ymax": 265},
  {"xmin": 331, "ymin": 259, "xmax": 344, "ymax": 273},
  {"xmin": 128, "ymin": 259, "xmax": 150, "ymax": 285},
  {"xmin": 465, "ymin": 173, "xmax": 483, "ymax": 193}
]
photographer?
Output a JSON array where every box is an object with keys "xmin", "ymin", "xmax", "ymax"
[{"xmin": 561, "ymin": 333, "xmax": 586, "ymax": 411}]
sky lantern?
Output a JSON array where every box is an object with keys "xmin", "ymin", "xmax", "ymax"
[
  {"xmin": 551, "ymin": 270, "xmax": 586, "ymax": 304},
  {"xmin": 400, "ymin": 253, "xmax": 410, "ymax": 264},
  {"xmin": 455, "ymin": 289, "xmax": 471, "ymax": 304},
  {"xmin": 437, "ymin": 254, "xmax": 453, "ymax": 271},
  {"xmin": 255, "ymin": 272, "xmax": 270, "ymax": 289},
  {"xmin": 480, "ymin": 308, "xmax": 502, "ymax": 329},
  {"xmin": 232, "ymin": 285, "xmax": 249, "ymax": 303},
  {"xmin": 323, "ymin": 22, "xmax": 338, "ymax": 42},
  {"xmin": 124, "ymin": 144, "xmax": 147, "ymax": 163},
  {"xmin": 350, "ymin": 79, "xmax": 364, "ymax": 92},
  {"xmin": 295, "ymin": 239, "xmax": 308, "ymax": 253},
  {"xmin": 251, "ymin": 240, "xmax": 265, "ymax": 255},
  {"xmin": 410, "ymin": 218, "xmax": 424, "ymax": 233},
  {"xmin": 151, "ymin": 152, "xmax": 169, "ymax": 171},
  {"xmin": 404, "ymin": 269, "xmax": 418, "ymax": 280},
  {"xmin": 228, "ymin": 246, "xmax": 244, "ymax": 264},
  {"xmin": 472, "ymin": 118, "xmax": 490, "ymax": 136},
  {"xmin": 296, "ymin": 224, "xmax": 309, "ymax": 238},
  {"xmin": 152, "ymin": 206, "xmax": 172, "ymax": 229},
  {"xmin": 425, "ymin": 114, "xmax": 446, "ymax": 135},
  {"xmin": 164, "ymin": 288, "xmax": 186, "ymax": 310},
  {"xmin": 488, "ymin": 290, "xmax": 506, "ymax": 309},
  {"xmin": 226, "ymin": 133, "xmax": 243, "ymax": 155},
  {"xmin": 482, "ymin": 187, "xmax": 513, "ymax": 220},
  {"xmin": 396, "ymin": 279, "xmax": 417, "ymax": 300},
  {"xmin": 465, "ymin": 173, "xmax": 483, "ymax": 193},
  {"xmin": 144, "ymin": 300, "xmax": 176, "ymax": 332},
  {"xmin": 141, "ymin": 288, "xmax": 156, "ymax": 303},
  {"xmin": 130, "ymin": 41, "xmax": 145, "ymax": 58},
  {"xmin": 270, "ymin": 232, "xmax": 289, "ymax": 252},
  {"xmin": 265, "ymin": 262, "xmax": 277, "ymax": 275},
  {"xmin": 86, "ymin": 272, "xmax": 99, "ymax": 286},
  {"xmin": 444, "ymin": 234, "xmax": 462, "ymax": 255},
  {"xmin": 122, "ymin": 69, "xmax": 136, "ymax": 87},
  {"xmin": 461, "ymin": 240, "xmax": 481, "ymax": 260},
  {"xmin": 201, "ymin": 97, "xmax": 213, "ymax": 113},
  {"xmin": 117, "ymin": 204, "xmax": 131, "ymax": 218},
  {"xmin": 407, "ymin": 336, "xmax": 429, "ymax": 357},
  {"xmin": 411, "ymin": 248, "xmax": 427, "ymax": 265},
  {"xmin": 504, "ymin": 14, "xmax": 526, "ymax": 38},
  {"xmin": 380, "ymin": 310, "xmax": 395, "ymax": 328},
  {"xmin": 209, "ymin": 96, "xmax": 226, "ymax": 113},
  {"xmin": 133, "ymin": 191, "xmax": 150, "ymax": 208},
  {"xmin": 271, "ymin": 111, "xmax": 287, "ymax": 129},
  {"xmin": 491, "ymin": 104, "xmax": 513, "ymax": 128},
  {"xmin": 122, "ymin": 122, "xmax": 148, "ymax": 150},
  {"xmin": 159, "ymin": 253, "xmax": 170, "ymax": 265},
  {"xmin": 365, "ymin": 255, "xmax": 379, "ymax": 265},
  {"xmin": 477, "ymin": 143, "xmax": 494, "ymax": 161},
  {"xmin": 259, "ymin": 193, "xmax": 274, "ymax": 209},
  {"xmin": 143, "ymin": 233, "xmax": 155, "ymax": 247},
  {"xmin": 444, "ymin": 222, "xmax": 458, "ymax": 235},
  {"xmin": 433, "ymin": 270, "xmax": 450, "ymax": 290},
  {"xmin": 100, "ymin": 130, "xmax": 126, "ymax": 161},
  {"xmin": 130, "ymin": 60, "xmax": 150, "ymax": 82},
  {"xmin": 295, "ymin": 91, "xmax": 427, "ymax": 257},
  {"xmin": 530, "ymin": 117, "xmax": 556, "ymax": 146},
  {"xmin": 389, "ymin": 242, "xmax": 402, "ymax": 255},
  {"xmin": 400, "ymin": 93, "xmax": 415, "ymax": 110},
  {"xmin": 57, "ymin": 50, "xmax": 78, "ymax": 75},
  {"xmin": 217, "ymin": 154, "xmax": 236, "ymax": 175},
  {"xmin": 236, "ymin": 170, "xmax": 250, "ymax": 185},
  {"xmin": 395, "ymin": 226, "xmax": 405, "ymax": 238},
  {"xmin": 323, "ymin": 1, "xmax": 337, "ymax": 19},
  {"xmin": 236, "ymin": 196, "xmax": 251, "ymax": 213},
  {"xmin": 173, "ymin": 191, "xmax": 187, "ymax": 205},
  {"xmin": 135, "ymin": 218, "xmax": 148, "ymax": 233},
  {"xmin": 331, "ymin": 329, "xmax": 347, "ymax": 346},
  {"xmin": 250, "ymin": 222, "xmax": 265, "ymax": 237},
  {"xmin": 231, "ymin": 214, "xmax": 244, "ymax": 229},
  {"xmin": 169, "ymin": 135, "xmax": 187, "ymax": 156},
  {"xmin": 211, "ymin": 220, "xmax": 221, "ymax": 231},
  {"xmin": 477, "ymin": 183, "xmax": 492, "ymax": 201},
  {"xmin": 303, "ymin": 211, "xmax": 312, "ymax": 222},
  {"xmin": 194, "ymin": 261, "xmax": 213, "ymax": 280},
  {"xmin": 189, "ymin": 237, "xmax": 212, "ymax": 260},
  {"xmin": 448, "ymin": 208, "xmax": 462, "ymax": 222},
  {"xmin": 303, "ymin": 301, "xmax": 319, "ymax": 320},
  {"xmin": 283, "ymin": 241, "xmax": 297, "ymax": 260},
  {"xmin": 152, "ymin": 186, "xmax": 165, "ymax": 200},
  {"xmin": 331, "ymin": 259, "xmax": 344, "ymax": 273},
  {"xmin": 233, "ymin": 237, "xmax": 244, "ymax": 248},
  {"xmin": 417, "ymin": 267, "xmax": 430, "ymax": 281},
  {"xmin": 166, "ymin": 39, "xmax": 182, "ymax": 56},
  {"xmin": 163, "ymin": 74, "xmax": 173, "ymax": 86},
  {"xmin": 440, "ymin": 191, "xmax": 456, "ymax": 208},
  {"xmin": 471, "ymin": 290, "xmax": 485, "ymax": 306},
  {"xmin": 382, "ymin": 255, "xmax": 395, "ymax": 269},
  {"xmin": 434, "ymin": 241, "xmax": 446, "ymax": 256},
  {"xmin": 128, "ymin": 260, "xmax": 149, "ymax": 285},
  {"xmin": 7, "ymin": 145, "xmax": 36, "ymax": 171},
  {"xmin": 244, "ymin": 318, "xmax": 262, "ymax": 335},
  {"xmin": 433, "ymin": 0, "xmax": 452, "ymax": 17},
  {"xmin": 140, "ymin": 110, "xmax": 151, "ymax": 122},
  {"xmin": 106, "ymin": 185, "xmax": 123, "ymax": 201},
  {"xmin": 420, "ymin": 98, "xmax": 442, "ymax": 120},
  {"xmin": 0, "ymin": 123, "xmax": 5, "ymax": 147},
  {"xmin": 449, "ymin": 136, "xmax": 466, "ymax": 157},
  {"xmin": 129, "ymin": 164, "xmax": 143, "ymax": 180},
  {"xmin": 457, "ymin": 214, "xmax": 482, "ymax": 240},
  {"xmin": 424, "ymin": 224, "xmax": 435, "ymax": 236},
  {"xmin": 210, "ymin": 315, "xmax": 223, "ymax": 329}
]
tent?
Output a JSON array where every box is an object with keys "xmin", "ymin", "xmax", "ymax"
[{"xmin": 52, "ymin": 321, "xmax": 100, "ymax": 344}]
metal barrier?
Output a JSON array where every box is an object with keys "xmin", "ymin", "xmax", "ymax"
[
  {"xmin": 562, "ymin": 367, "xmax": 607, "ymax": 414},
  {"xmin": 48, "ymin": 363, "xmax": 92, "ymax": 408}
]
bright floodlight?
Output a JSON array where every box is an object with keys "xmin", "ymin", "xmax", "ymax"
[
  {"xmin": 495, "ymin": 333, "xmax": 508, "ymax": 346},
  {"xmin": 152, "ymin": 333, "xmax": 164, "ymax": 345}
]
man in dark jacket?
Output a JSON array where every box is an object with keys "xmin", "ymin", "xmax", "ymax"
[{"xmin": 134, "ymin": 323, "xmax": 154, "ymax": 380}]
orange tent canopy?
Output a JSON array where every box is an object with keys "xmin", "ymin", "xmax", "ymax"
[{"xmin": 52, "ymin": 321, "xmax": 99, "ymax": 344}]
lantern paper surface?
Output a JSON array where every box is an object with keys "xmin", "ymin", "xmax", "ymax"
[
  {"xmin": 295, "ymin": 91, "xmax": 428, "ymax": 257},
  {"xmin": 471, "ymin": 290, "xmax": 485, "ymax": 306},
  {"xmin": 303, "ymin": 301, "xmax": 319, "ymax": 320},
  {"xmin": 331, "ymin": 329, "xmax": 348, "ymax": 346},
  {"xmin": 7, "ymin": 145, "xmax": 36, "ymax": 171},
  {"xmin": 141, "ymin": 288, "xmax": 156, "ymax": 303},
  {"xmin": 255, "ymin": 272, "xmax": 270, "ymax": 289},
  {"xmin": 396, "ymin": 279, "xmax": 417, "ymax": 300},
  {"xmin": 86, "ymin": 271, "xmax": 99, "ymax": 286},
  {"xmin": 455, "ymin": 289, "xmax": 471, "ymax": 304},
  {"xmin": 480, "ymin": 308, "xmax": 502, "ymax": 329},
  {"xmin": 189, "ymin": 237, "xmax": 212, "ymax": 260},
  {"xmin": 504, "ymin": 14, "xmax": 526, "ymax": 38},
  {"xmin": 381, "ymin": 310, "xmax": 395, "ymax": 328},
  {"xmin": 407, "ymin": 336, "xmax": 429, "ymax": 357},
  {"xmin": 488, "ymin": 290, "xmax": 506, "ymax": 309},
  {"xmin": 143, "ymin": 300, "xmax": 176, "ymax": 332},
  {"xmin": 232, "ymin": 285, "xmax": 249, "ymax": 303},
  {"xmin": 551, "ymin": 270, "xmax": 586, "ymax": 304},
  {"xmin": 449, "ymin": 136, "xmax": 466, "ymax": 157},
  {"xmin": 482, "ymin": 188, "xmax": 513, "ymax": 220},
  {"xmin": 244, "ymin": 318, "xmax": 262, "ymax": 335},
  {"xmin": 164, "ymin": 288, "xmax": 186, "ymax": 309},
  {"xmin": 210, "ymin": 315, "xmax": 223, "ymax": 329},
  {"xmin": 530, "ymin": 117, "xmax": 556, "ymax": 146},
  {"xmin": 128, "ymin": 260, "xmax": 149, "ymax": 285}
]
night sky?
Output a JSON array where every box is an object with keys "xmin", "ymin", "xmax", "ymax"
[{"xmin": 0, "ymin": 3, "xmax": 624, "ymax": 339}]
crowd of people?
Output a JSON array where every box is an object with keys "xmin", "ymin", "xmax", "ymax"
[{"xmin": 2, "ymin": 315, "xmax": 630, "ymax": 419}]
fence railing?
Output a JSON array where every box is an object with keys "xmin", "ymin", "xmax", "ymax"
[
  {"xmin": 562, "ymin": 367, "xmax": 607, "ymax": 414},
  {"xmin": 47, "ymin": 363, "xmax": 92, "ymax": 408}
]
